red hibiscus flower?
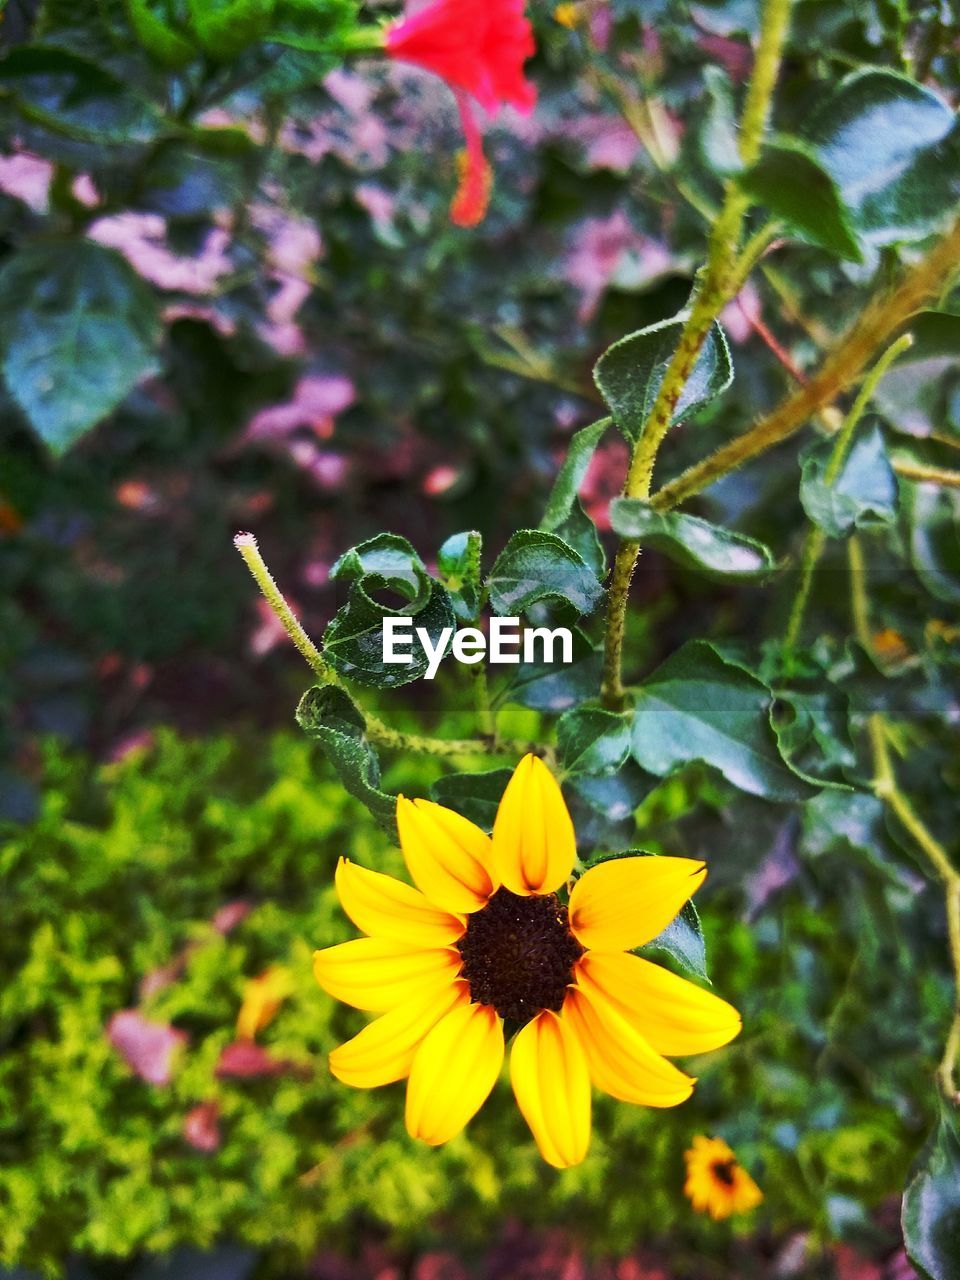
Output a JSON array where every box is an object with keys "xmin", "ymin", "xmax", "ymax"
[{"xmin": 385, "ymin": 0, "xmax": 536, "ymax": 227}]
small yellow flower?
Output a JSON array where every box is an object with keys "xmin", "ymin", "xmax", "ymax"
[
  {"xmin": 684, "ymin": 1135, "xmax": 763, "ymax": 1219},
  {"xmin": 236, "ymin": 966, "xmax": 295, "ymax": 1041},
  {"xmin": 553, "ymin": 3, "xmax": 581, "ymax": 28},
  {"xmin": 313, "ymin": 755, "xmax": 741, "ymax": 1168}
]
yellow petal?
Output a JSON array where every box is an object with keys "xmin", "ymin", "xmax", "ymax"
[
  {"xmin": 568, "ymin": 855, "xmax": 706, "ymax": 951},
  {"xmin": 335, "ymin": 858, "xmax": 466, "ymax": 947},
  {"xmin": 329, "ymin": 979, "xmax": 470, "ymax": 1088},
  {"xmin": 563, "ymin": 985, "xmax": 694, "ymax": 1107},
  {"xmin": 405, "ymin": 1000, "xmax": 504, "ymax": 1145},
  {"xmin": 575, "ymin": 952, "xmax": 741, "ymax": 1056},
  {"xmin": 397, "ymin": 796, "xmax": 496, "ymax": 914},
  {"xmin": 312, "ymin": 938, "xmax": 462, "ymax": 1012},
  {"xmin": 510, "ymin": 1010, "xmax": 591, "ymax": 1168},
  {"xmin": 491, "ymin": 754, "xmax": 575, "ymax": 896}
]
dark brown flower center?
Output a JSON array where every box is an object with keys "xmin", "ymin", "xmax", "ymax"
[
  {"xmin": 711, "ymin": 1158, "xmax": 737, "ymax": 1188},
  {"xmin": 456, "ymin": 887, "xmax": 584, "ymax": 1025}
]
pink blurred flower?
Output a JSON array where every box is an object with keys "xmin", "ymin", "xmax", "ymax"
[
  {"xmin": 563, "ymin": 211, "xmax": 673, "ymax": 321},
  {"xmin": 107, "ymin": 1010, "xmax": 186, "ymax": 1085},
  {"xmin": 183, "ymin": 1101, "xmax": 221, "ymax": 1153},
  {"xmin": 215, "ymin": 1040, "xmax": 307, "ymax": 1079},
  {"xmin": 0, "ymin": 152, "xmax": 52, "ymax": 212},
  {"xmin": 245, "ymin": 374, "xmax": 354, "ymax": 443},
  {"xmin": 89, "ymin": 213, "xmax": 233, "ymax": 294}
]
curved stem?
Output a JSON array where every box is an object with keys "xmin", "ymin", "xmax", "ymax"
[{"xmin": 853, "ymin": 543, "xmax": 960, "ymax": 1101}]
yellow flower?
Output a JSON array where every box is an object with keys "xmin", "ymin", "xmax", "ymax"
[
  {"xmin": 684, "ymin": 1135, "xmax": 763, "ymax": 1219},
  {"xmin": 313, "ymin": 754, "xmax": 741, "ymax": 1168},
  {"xmin": 553, "ymin": 3, "xmax": 581, "ymax": 28},
  {"xmin": 236, "ymin": 966, "xmax": 295, "ymax": 1041}
]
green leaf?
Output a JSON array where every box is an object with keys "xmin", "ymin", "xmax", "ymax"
[
  {"xmin": 540, "ymin": 418, "xmax": 611, "ymax": 532},
  {"xmin": 0, "ymin": 241, "xmax": 161, "ymax": 455},
  {"xmin": 699, "ymin": 65, "xmax": 741, "ymax": 178},
  {"xmin": 556, "ymin": 707, "xmax": 631, "ymax": 775},
  {"xmin": 799, "ymin": 425, "xmax": 898, "ymax": 538},
  {"xmin": 904, "ymin": 481, "xmax": 960, "ymax": 603},
  {"xmin": 295, "ymin": 686, "xmax": 397, "ymax": 839},
  {"xmin": 138, "ymin": 130, "xmax": 257, "ymax": 218},
  {"xmin": 324, "ymin": 534, "xmax": 456, "ymax": 687},
  {"xmin": 187, "ymin": 0, "xmax": 274, "ymax": 58},
  {"xmin": 324, "ymin": 585, "xmax": 455, "ymax": 689},
  {"xmin": 430, "ymin": 769, "xmax": 512, "ymax": 832},
  {"xmin": 0, "ymin": 46, "xmax": 160, "ymax": 144},
  {"xmin": 539, "ymin": 418, "xmax": 610, "ymax": 578},
  {"xmin": 437, "ymin": 531, "xmax": 482, "ymax": 623},
  {"xmin": 643, "ymin": 901, "xmax": 708, "ymax": 983},
  {"xmin": 331, "ymin": 532, "xmax": 429, "ymax": 602},
  {"xmin": 903, "ymin": 1102, "xmax": 960, "ymax": 1280},
  {"xmin": 594, "ymin": 313, "xmax": 733, "ymax": 441},
  {"xmin": 267, "ymin": 0, "xmax": 358, "ymax": 52},
  {"xmin": 506, "ymin": 624, "xmax": 602, "ymax": 713},
  {"xmin": 770, "ymin": 687, "xmax": 855, "ymax": 790},
  {"xmin": 124, "ymin": 0, "xmax": 196, "ymax": 66},
  {"xmin": 486, "ymin": 530, "xmax": 604, "ymax": 617},
  {"xmin": 807, "ymin": 69, "xmax": 960, "ymax": 245},
  {"xmin": 739, "ymin": 139, "xmax": 863, "ymax": 262},
  {"xmin": 873, "ymin": 311, "xmax": 960, "ymax": 440},
  {"xmin": 610, "ymin": 500, "xmax": 777, "ymax": 580},
  {"xmin": 630, "ymin": 641, "xmax": 818, "ymax": 801}
]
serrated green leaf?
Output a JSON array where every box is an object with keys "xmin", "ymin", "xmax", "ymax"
[
  {"xmin": 807, "ymin": 69, "xmax": 960, "ymax": 245},
  {"xmin": 594, "ymin": 313, "xmax": 733, "ymax": 441},
  {"xmin": 430, "ymin": 769, "xmax": 512, "ymax": 832},
  {"xmin": 0, "ymin": 241, "xmax": 161, "ymax": 455},
  {"xmin": 295, "ymin": 686, "xmax": 397, "ymax": 838},
  {"xmin": 556, "ymin": 707, "xmax": 631, "ymax": 775},
  {"xmin": 540, "ymin": 418, "xmax": 612, "ymax": 532},
  {"xmin": 631, "ymin": 640, "xmax": 817, "ymax": 801},
  {"xmin": 799, "ymin": 425, "xmax": 899, "ymax": 538},
  {"xmin": 486, "ymin": 530, "xmax": 604, "ymax": 617},
  {"xmin": 739, "ymin": 139, "xmax": 863, "ymax": 262},
  {"xmin": 323, "ymin": 578, "xmax": 455, "ymax": 688},
  {"xmin": 610, "ymin": 500, "xmax": 777, "ymax": 580},
  {"xmin": 331, "ymin": 532, "xmax": 429, "ymax": 603},
  {"xmin": 903, "ymin": 1102, "xmax": 960, "ymax": 1280}
]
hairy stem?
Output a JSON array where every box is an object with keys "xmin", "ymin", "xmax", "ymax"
[
  {"xmin": 234, "ymin": 532, "xmax": 334, "ymax": 684},
  {"xmin": 652, "ymin": 217, "xmax": 960, "ymax": 513},
  {"xmin": 600, "ymin": 0, "xmax": 794, "ymax": 709}
]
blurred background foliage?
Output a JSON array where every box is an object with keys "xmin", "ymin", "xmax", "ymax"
[{"xmin": 1, "ymin": 0, "xmax": 960, "ymax": 1276}]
